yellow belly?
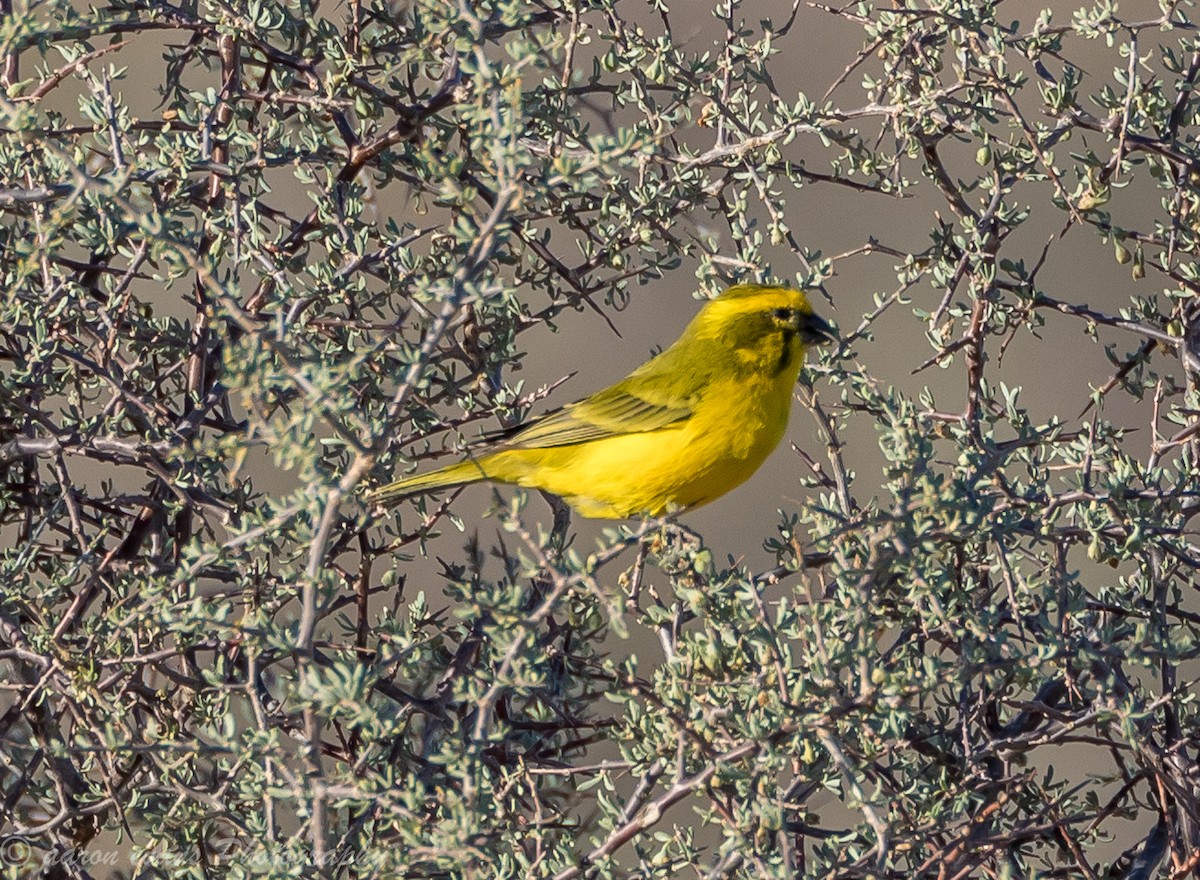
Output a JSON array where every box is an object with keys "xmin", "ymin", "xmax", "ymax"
[{"xmin": 484, "ymin": 374, "xmax": 794, "ymax": 518}]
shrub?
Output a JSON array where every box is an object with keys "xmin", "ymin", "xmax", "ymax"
[{"xmin": 2, "ymin": 0, "xmax": 1200, "ymax": 877}]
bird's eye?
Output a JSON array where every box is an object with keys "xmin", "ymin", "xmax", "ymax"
[{"xmin": 772, "ymin": 308, "xmax": 794, "ymax": 321}]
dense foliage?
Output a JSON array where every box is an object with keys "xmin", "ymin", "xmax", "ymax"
[{"xmin": 3, "ymin": 0, "xmax": 1200, "ymax": 877}]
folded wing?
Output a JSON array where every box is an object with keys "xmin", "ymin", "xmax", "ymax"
[{"xmin": 496, "ymin": 381, "xmax": 693, "ymax": 449}]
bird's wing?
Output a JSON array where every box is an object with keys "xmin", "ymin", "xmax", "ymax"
[{"xmin": 495, "ymin": 381, "xmax": 693, "ymax": 450}]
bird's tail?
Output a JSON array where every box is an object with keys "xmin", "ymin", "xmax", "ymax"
[{"xmin": 366, "ymin": 459, "xmax": 491, "ymax": 509}]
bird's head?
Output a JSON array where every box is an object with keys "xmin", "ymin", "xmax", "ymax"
[{"xmin": 689, "ymin": 284, "xmax": 836, "ymax": 375}]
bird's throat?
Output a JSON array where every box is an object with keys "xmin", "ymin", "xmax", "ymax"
[{"xmin": 774, "ymin": 329, "xmax": 799, "ymax": 375}]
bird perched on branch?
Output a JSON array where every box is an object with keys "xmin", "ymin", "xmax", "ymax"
[{"xmin": 368, "ymin": 284, "xmax": 836, "ymax": 518}]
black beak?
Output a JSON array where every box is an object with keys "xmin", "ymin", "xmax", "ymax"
[{"xmin": 800, "ymin": 312, "xmax": 837, "ymax": 345}]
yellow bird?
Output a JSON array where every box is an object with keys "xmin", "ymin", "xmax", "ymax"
[{"xmin": 368, "ymin": 284, "xmax": 835, "ymax": 518}]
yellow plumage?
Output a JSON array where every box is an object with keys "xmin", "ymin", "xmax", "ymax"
[{"xmin": 368, "ymin": 284, "xmax": 835, "ymax": 518}]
